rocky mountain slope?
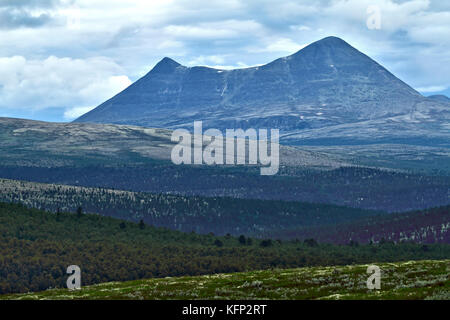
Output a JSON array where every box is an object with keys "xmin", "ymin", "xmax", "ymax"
[
  {"xmin": 428, "ymin": 95, "xmax": 450, "ymax": 104},
  {"xmin": 74, "ymin": 36, "xmax": 449, "ymax": 146}
]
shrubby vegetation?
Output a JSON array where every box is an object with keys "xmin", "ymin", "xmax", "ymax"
[
  {"xmin": 3, "ymin": 260, "xmax": 448, "ymax": 300},
  {"xmin": 0, "ymin": 202, "xmax": 449, "ymax": 294}
]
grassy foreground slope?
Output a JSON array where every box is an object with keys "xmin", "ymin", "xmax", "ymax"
[{"xmin": 2, "ymin": 260, "xmax": 448, "ymax": 300}]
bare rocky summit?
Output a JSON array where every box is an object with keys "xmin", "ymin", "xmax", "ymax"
[{"xmin": 74, "ymin": 36, "xmax": 449, "ymax": 146}]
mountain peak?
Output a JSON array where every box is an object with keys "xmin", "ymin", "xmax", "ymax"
[
  {"xmin": 316, "ymin": 36, "xmax": 349, "ymax": 45},
  {"xmin": 296, "ymin": 36, "xmax": 354, "ymax": 54},
  {"xmin": 151, "ymin": 57, "xmax": 182, "ymax": 73},
  {"xmin": 286, "ymin": 35, "xmax": 374, "ymax": 69}
]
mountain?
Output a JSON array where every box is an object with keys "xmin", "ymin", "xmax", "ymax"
[
  {"xmin": 428, "ymin": 95, "xmax": 450, "ymax": 104},
  {"xmin": 74, "ymin": 36, "xmax": 449, "ymax": 146}
]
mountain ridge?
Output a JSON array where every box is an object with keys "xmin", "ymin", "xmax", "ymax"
[
  {"xmin": 74, "ymin": 36, "xmax": 449, "ymax": 146},
  {"xmin": 428, "ymin": 94, "xmax": 450, "ymax": 104}
]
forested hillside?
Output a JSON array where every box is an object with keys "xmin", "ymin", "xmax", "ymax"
[
  {"xmin": 0, "ymin": 178, "xmax": 385, "ymax": 236},
  {"xmin": 1, "ymin": 179, "xmax": 448, "ymax": 243},
  {"xmin": 1, "ymin": 202, "xmax": 449, "ymax": 294},
  {"xmin": 265, "ymin": 206, "xmax": 450, "ymax": 244},
  {"xmin": 0, "ymin": 165, "xmax": 448, "ymax": 213}
]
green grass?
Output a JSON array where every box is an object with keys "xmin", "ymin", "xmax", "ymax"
[{"xmin": 2, "ymin": 260, "xmax": 448, "ymax": 300}]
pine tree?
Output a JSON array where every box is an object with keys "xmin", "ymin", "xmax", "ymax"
[{"xmin": 76, "ymin": 206, "xmax": 83, "ymax": 218}]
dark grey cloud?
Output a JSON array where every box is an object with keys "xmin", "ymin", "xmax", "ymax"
[
  {"xmin": 0, "ymin": 0, "xmax": 68, "ymax": 29},
  {"xmin": 0, "ymin": 8, "xmax": 52, "ymax": 29},
  {"xmin": 0, "ymin": 0, "xmax": 61, "ymax": 9}
]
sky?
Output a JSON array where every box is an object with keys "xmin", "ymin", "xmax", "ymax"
[{"xmin": 0, "ymin": 0, "xmax": 449, "ymax": 122}]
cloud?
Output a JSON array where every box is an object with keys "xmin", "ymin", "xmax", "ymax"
[
  {"xmin": 248, "ymin": 38, "xmax": 307, "ymax": 54},
  {"xmin": 290, "ymin": 25, "xmax": 311, "ymax": 32},
  {"xmin": 0, "ymin": 0, "xmax": 62, "ymax": 9},
  {"xmin": 0, "ymin": 56, "xmax": 131, "ymax": 118},
  {"xmin": 163, "ymin": 20, "xmax": 264, "ymax": 40},
  {"xmin": 188, "ymin": 55, "xmax": 227, "ymax": 66},
  {"xmin": 0, "ymin": 0, "xmax": 69, "ymax": 29},
  {"xmin": 156, "ymin": 40, "xmax": 184, "ymax": 50},
  {"xmin": 63, "ymin": 105, "xmax": 94, "ymax": 120},
  {"xmin": 416, "ymin": 85, "xmax": 448, "ymax": 93},
  {"xmin": 0, "ymin": 8, "xmax": 53, "ymax": 29}
]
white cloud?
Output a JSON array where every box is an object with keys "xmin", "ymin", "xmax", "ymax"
[
  {"xmin": 290, "ymin": 25, "xmax": 311, "ymax": 31},
  {"xmin": 266, "ymin": 2, "xmax": 320, "ymax": 18},
  {"xmin": 248, "ymin": 38, "xmax": 307, "ymax": 54},
  {"xmin": 163, "ymin": 20, "xmax": 264, "ymax": 40},
  {"xmin": 188, "ymin": 55, "xmax": 227, "ymax": 66},
  {"xmin": 0, "ymin": 56, "xmax": 131, "ymax": 114},
  {"xmin": 78, "ymin": 75, "xmax": 132, "ymax": 102},
  {"xmin": 416, "ymin": 85, "xmax": 448, "ymax": 93},
  {"xmin": 156, "ymin": 40, "xmax": 184, "ymax": 50},
  {"xmin": 63, "ymin": 105, "xmax": 95, "ymax": 120},
  {"xmin": 186, "ymin": 62, "xmax": 257, "ymax": 70}
]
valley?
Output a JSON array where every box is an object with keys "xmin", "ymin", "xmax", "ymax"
[{"xmin": 0, "ymin": 35, "xmax": 449, "ymax": 301}]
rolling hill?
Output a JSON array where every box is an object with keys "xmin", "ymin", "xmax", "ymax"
[
  {"xmin": 0, "ymin": 117, "xmax": 347, "ymax": 169},
  {"xmin": 0, "ymin": 117, "xmax": 449, "ymax": 213}
]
